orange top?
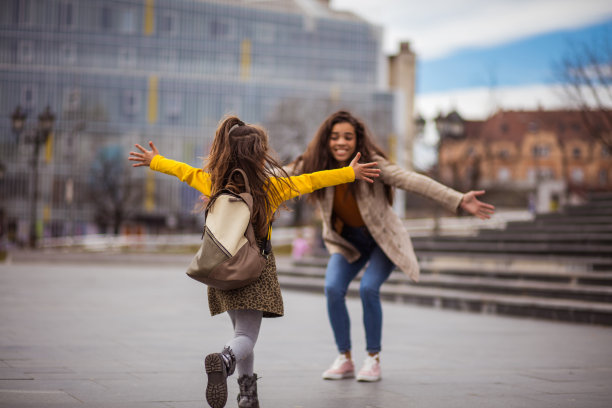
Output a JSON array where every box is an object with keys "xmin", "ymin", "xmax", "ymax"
[{"xmin": 332, "ymin": 184, "xmax": 365, "ymax": 228}]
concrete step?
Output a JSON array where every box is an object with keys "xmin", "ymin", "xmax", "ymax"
[
  {"xmin": 277, "ymin": 274, "xmax": 612, "ymax": 326},
  {"xmin": 293, "ymin": 252, "xmax": 612, "ymax": 272},
  {"xmin": 526, "ymin": 215, "xmax": 612, "ymax": 225},
  {"xmin": 421, "ymin": 264, "xmax": 612, "ymax": 286},
  {"xmin": 416, "ymin": 251, "xmax": 612, "ymax": 272},
  {"xmin": 277, "ymin": 262, "xmax": 612, "ymax": 302},
  {"xmin": 503, "ymin": 223, "xmax": 612, "ymax": 233},
  {"xmin": 290, "ymin": 256, "xmax": 612, "ymax": 283},
  {"xmin": 426, "ymin": 232, "xmax": 612, "ymax": 244},
  {"xmin": 587, "ymin": 192, "xmax": 612, "ymax": 202},
  {"xmin": 411, "ymin": 240, "xmax": 612, "ymax": 257},
  {"xmin": 564, "ymin": 206, "xmax": 612, "ymax": 216}
]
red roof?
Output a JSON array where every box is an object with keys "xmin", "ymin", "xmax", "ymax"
[{"xmin": 464, "ymin": 109, "xmax": 608, "ymax": 143}]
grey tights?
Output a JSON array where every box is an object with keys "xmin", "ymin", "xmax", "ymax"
[{"xmin": 226, "ymin": 309, "xmax": 263, "ymax": 376}]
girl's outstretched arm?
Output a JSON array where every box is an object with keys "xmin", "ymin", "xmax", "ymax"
[
  {"xmin": 129, "ymin": 141, "xmax": 159, "ymax": 167},
  {"xmin": 350, "ymin": 152, "xmax": 380, "ymax": 183},
  {"xmin": 128, "ymin": 141, "xmax": 212, "ymax": 195},
  {"xmin": 459, "ymin": 190, "xmax": 496, "ymax": 220}
]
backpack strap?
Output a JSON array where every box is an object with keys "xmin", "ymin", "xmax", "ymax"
[
  {"xmin": 229, "ymin": 168, "xmax": 251, "ymax": 194},
  {"xmin": 228, "ymin": 168, "xmax": 271, "ymax": 257}
]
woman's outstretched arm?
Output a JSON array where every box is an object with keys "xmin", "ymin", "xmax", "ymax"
[{"xmin": 459, "ymin": 190, "xmax": 495, "ymax": 220}]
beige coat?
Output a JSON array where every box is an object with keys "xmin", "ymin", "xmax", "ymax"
[{"xmin": 291, "ymin": 155, "xmax": 464, "ymax": 282}]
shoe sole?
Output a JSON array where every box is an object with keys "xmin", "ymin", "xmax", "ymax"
[
  {"xmin": 356, "ymin": 375, "xmax": 381, "ymax": 382},
  {"xmin": 205, "ymin": 353, "xmax": 228, "ymax": 408},
  {"xmin": 322, "ymin": 372, "xmax": 355, "ymax": 380}
]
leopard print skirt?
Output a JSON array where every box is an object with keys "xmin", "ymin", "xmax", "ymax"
[{"xmin": 207, "ymin": 251, "xmax": 284, "ymax": 318}]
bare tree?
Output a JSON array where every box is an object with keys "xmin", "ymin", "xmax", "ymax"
[
  {"xmin": 555, "ymin": 35, "xmax": 612, "ymax": 149},
  {"xmin": 89, "ymin": 145, "xmax": 142, "ymax": 235},
  {"xmin": 264, "ymin": 97, "xmax": 312, "ymax": 163}
]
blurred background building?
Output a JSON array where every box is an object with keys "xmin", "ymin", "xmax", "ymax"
[
  {"xmin": 436, "ymin": 109, "xmax": 612, "ymax": 211},
  {"xmin": 0, "ymin": 0, "xmax": 414, "ymax": 246}
]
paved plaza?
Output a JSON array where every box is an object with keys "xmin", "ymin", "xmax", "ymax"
[{"xmin": 1, "ymin": 251, "xmax": 612, "ymax": 407}]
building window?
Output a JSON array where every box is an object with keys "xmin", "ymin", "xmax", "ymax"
[
  {"xmin": 572, "ymin": 147, "xmax": 581, "ymax": 159},
  {"xmin": 540, "ymin": 168, "xmax": 554, "ymax": 180},
  {"xmin": 101, "ymin": 6, "xmax": 112, "ymax": 31},
  {"xmin": 58, "ymin": 1, "xmax": 76, "ymax": 30},
  {"xmin": 17, "ymin": 40, "xmax": 34, "ymax": 63},
  {"xmin": 15, "ymin": 0, "xmax": 34, "ymax": 26},
  {"xmin": 532, "ymin": 144, "xmax": 549, "ymax": 158},
  {"xmin": 119, "ymin": 7, "xmax": 137, "ymax": 34},
  {"xmin": 497, "ymin": 167, "xmax": 510, "ymax": 182},
  {"xmin": 209, "ymin": 19, "xmax": 233, "ymax": 39},
  {"xmin": 498, "ymin": 149, "xmax": 509, "ymax": 159},
  {"xmin": 602, "ymin": 146, "xmax": 610, "ymax": 158},
  {"xmin": 122, "ymin": 90, "xmax": 141, "ymax": 116},
  {"xmin": 63, "ymin": 88, "xmax": 81, "ymax": 112},
  {"xmin": 118, "ymin": 47, "xmax": 137, "ymax": 68},
  {"xmin": 60, "ymin": 43, "xmax": 77, "ymax": 65},
  {"xmin": 21, "ymin": 84, "xmax": 36, "ymax": 111},
  {"xmin": 256, "ymin": 23, "xmax": 276, "ymax": 43},
  {"xmin": 159, "ymin": 49, "xmax": 177, "ymax": 71},
  {"xmin": 599, "ymin": 169, "xmax": 609, "ymax": 186},
  {"xmin": 164, "ymin": 92, "xmax": 182, "ymax": 120},
  {"xmin": 159, "ymin": 11, "xmax": 178, "ymax": 35},
  {"xmin": 528, "ymin": 167, "xmax": 554, "ymax": 182},
  {"xmin": 571, "ymin": 168, "xmax": 584, "ymax": 183}
]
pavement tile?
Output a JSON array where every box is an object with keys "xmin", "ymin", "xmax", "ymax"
[{"xmin": 0, "ymin": 389, "xmax": 81, "ymax": 407}]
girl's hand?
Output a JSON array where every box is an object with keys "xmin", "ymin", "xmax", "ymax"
[
  {"xmin": 129, "ymin": 141, "xmax": 159, "ymax": 168},
  {"xmin": 349, "ymin": 152, "xmax": 380, "ymax": 183},
  {"xmin": 460, "ymin": 190, "xmax": 495, "ymax": 220}
]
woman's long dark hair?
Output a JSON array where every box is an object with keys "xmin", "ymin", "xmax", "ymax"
[
  {"xmin": 204, "ymin": 115, "xmax": 295, "ymax": 238},
  {"xmin": 294, "ymin": 110, "xmax": 393, "ymax": 204}
]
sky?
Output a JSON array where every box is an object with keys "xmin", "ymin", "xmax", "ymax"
[{"xmin": 330, "ymin": 0, "xmax": 612, "ymax": 169}]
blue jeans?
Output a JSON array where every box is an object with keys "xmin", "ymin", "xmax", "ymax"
[{"xmin": 324, "ymin": 226, "xmax": 395, "ymax": 353}]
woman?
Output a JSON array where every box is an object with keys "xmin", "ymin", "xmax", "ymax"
[{"xmin": 289, "ymin": 111, "xmax": 494, "ymax": 382}]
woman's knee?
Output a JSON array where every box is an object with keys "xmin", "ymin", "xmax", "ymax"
[
  {"xmin": 325, "ymin": 282, "xmax": 346, "ymax": 301},
  {"xmin": 359, "ymin": 283, "xmax": 380, "ymax": 301}
]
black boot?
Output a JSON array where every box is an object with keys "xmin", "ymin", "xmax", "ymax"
[
  {"xmin": 205, "ymin": 347, "xmax": 236, "ymax": 408},
  {"xmin": 237, "ymin": 373, "xmax": 259, "ymax": 408}
]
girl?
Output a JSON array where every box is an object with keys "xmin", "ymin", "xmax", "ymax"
[
  {"xmin": 288, "ymin": 110, "xmax": 495, "ymax": 382},
  {"xmin": 128, "ymin": 115, "xmax": 380, "ymax": 408}
]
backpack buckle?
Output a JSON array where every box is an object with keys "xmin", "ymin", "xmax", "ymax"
[{"xmin": 261, "ymin": 248, "xmax": 270, "ymax": 259}]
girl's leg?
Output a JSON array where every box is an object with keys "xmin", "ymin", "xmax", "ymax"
[
  {"xmin": 359, "ymin": 245, "xmax": 394, "ymax": 353},
  {"xmin": 324, "ymin": 253, "xmax": 367, "ymax": 353},
  {"xmin": 226, "ymin": 309, "xmax": 263, "ymax": 376}
]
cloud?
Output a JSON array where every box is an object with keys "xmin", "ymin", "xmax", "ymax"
[{"xmin": 331, "ymin": 0, "xmax": 612, "ymax": 58}]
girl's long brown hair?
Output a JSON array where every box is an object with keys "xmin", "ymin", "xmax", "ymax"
[
  {"xmin": 205, "ymin": 115, "xmax": 295, "ymax": 238},
  {"xmin": 294, "ymin": 110, "xmax": 393, "ymax": 204}
]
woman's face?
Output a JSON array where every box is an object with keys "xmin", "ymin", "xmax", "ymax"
[{"xmin": 328, "ymin": 122, "xmax": 357, "ymax": 166}]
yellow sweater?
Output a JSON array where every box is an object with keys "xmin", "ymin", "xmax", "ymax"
[{"xmin": 150, "ymin": 155, "xmax": 355, "ymax": 213}]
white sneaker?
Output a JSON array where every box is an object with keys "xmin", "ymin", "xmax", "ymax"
[
  {"xmin": 356, "ymin": 354, "xmax": 381, "ymax": 382},
  {"xmin": 322, "ymin": 354, "xmax": 355, "ymax": 380}
]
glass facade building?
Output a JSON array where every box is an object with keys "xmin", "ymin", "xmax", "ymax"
[{"xmin": 0, "ymin": 0, "xmax": 397, "ymax": 243}]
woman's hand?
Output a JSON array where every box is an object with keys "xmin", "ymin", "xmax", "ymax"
[
  {"xmin": 349, "ymin": 152, "xmax": 380, "ymax": 183},
  {"xmin": 460, "ymin": 190, "xmax": 495, "ymax": 220},
  {"xmin": 129, "ymin": 141, "xmax": 159, "ymax": 168}
]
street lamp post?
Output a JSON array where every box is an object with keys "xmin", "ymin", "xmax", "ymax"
[
  {"xmin": 434, "ymin": 111, "xmax": 465, "ymax": 235},
  {"xmin": 11, "ymin": 105, "xmax": 56, "ymax": 248}
]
